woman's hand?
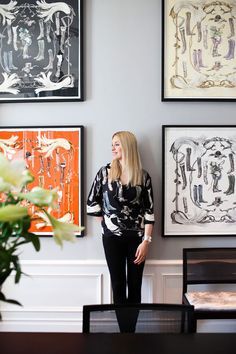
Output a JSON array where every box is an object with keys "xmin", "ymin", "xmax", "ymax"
[{"xmin": 134, "ymin": 241, "xmax": 149, "ymax": 265}]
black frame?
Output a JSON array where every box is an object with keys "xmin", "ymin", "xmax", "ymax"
[
  {"xmin": 183, "ymin": 247, "xmax": 236, "ymax": 293},
  {"xmin": 0, "ymin": 125, "xmax": 84, "ymax": 236},
  {"xmin": 162, "ymin": 125, "xmax": 236, "ymax": 237},
  {"xmin": 0, "ymin": 0, "xmax": 83, "ymax": 103},
  {"xmin": 162, "ymin": 0, "xmax": 236, "ymax": 101},
  {"xmin": 182, "ymin": 247, "xmax": 236, "ymax": 322}
]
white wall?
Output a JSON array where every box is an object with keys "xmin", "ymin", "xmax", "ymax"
[
  {"xmin": 1, "ymin": 260, "xmax": 235, "ymax": 333},
  {"xmin": 1, "ymin": 0, "xmax": 235, "ymax": 262},
  {"xmin": 0, "ymin": 0, "xmax": 235, "ymax": 332}
]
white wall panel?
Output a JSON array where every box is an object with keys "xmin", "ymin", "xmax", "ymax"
[
  {"xmin": 142, "ymin": 274, "xmax": 155, "ymax": 303},
  {"xmin": 4, "ymin": 273, "xmax": 102, "ymax": 308},
  {"xmin": 161, "ymin": 274, "xmax": 182, "ymax": 303},
  {"xmin": 1, "ymin": 260, "xmax": 234, "ymax": 332},
  {"xmin": 0, "ymin": 260, "xmax": 180, "ymax": 332},
  {"xmin": 0, "ymin": 260, "xmax": 236, "ymax": 332}
]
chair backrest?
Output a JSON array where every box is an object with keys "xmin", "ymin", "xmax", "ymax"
[
  {"xmin": 82, "ymin": 303, "xmax": 195, "ymax": 333},
  {"xmin": 183, "ymin": 247, "xmax": 236, "ymax": 293}
]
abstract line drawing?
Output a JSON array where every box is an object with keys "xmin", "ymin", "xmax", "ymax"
[
  {"xmin": 163, "ymin": 125, "xmax": 236, "ymax": 236},
  {"xmin": 0, "ymin": 0, "xmax": 83, "ymax": 102},
  {"xmin": 0, "ymin": 126, "xmax": 84, "ymax": 235},
  {"xmin": 162, "ymin": 0, "xmax": 236, "ymax": 100}
]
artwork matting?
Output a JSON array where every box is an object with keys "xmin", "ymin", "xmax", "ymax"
[
  {"xmin": 0, "ymin": 0, "xmax": 83, "ymax": 102},
  {"xmin": 162, "ymin": 0, "xmax": 236, "ymax": 101},
  {"xmin": 162, "ymin": 125, "xmax": 236, "ymax": 237},
  {"xmin": 0, "ymin": 125, "xmax": 84, "ymax": 236}
]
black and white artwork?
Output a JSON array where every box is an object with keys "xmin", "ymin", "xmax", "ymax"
[
  {"xmin": 162, "ymin": 0, "xmax": 236, "ymax": 101},
  {"xmin": 163, "ymin": 126, "xmax": 236, "ymax": 236},
  {"xmin": 0, "ymin": 0, "xmax": 83, "ymax": 102}
]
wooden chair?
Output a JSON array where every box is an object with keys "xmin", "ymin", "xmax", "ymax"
[
  {"xmin": 182, "ymin": 247, "xmax": 236, "ymax": 329},
  {"xmin": 83, "ymin": 303, "xmax": 195, "ymax": 333}
]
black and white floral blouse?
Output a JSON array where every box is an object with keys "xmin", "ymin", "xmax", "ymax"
[{"xmin": 87, "ymin": 164, "xmax": 155, "ymax": 237}]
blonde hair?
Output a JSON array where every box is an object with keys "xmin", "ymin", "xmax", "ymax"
[{"xmin": 109, "ymin": 131, "xmax": 142, "ymax": 186}]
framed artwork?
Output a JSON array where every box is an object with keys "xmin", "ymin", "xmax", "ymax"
[
  {"xmin": 162, "ymin": 0, "xmax": 236, "ymax": 101},
  {"xmin": 162, "ymin": 125, "xmax": 236, "ymax": 237},
  {"xmin": 0, "ymin": 0, "xmax": 83, "ymax": 102},
  {"xmin": 0, "ymin": 125, "xmax": 84, "ymax": 236}
]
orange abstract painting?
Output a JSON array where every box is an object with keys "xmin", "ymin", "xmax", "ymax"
[{"xmin": 0, "ymin": 126, "xmax": 84, "ymax": 235}]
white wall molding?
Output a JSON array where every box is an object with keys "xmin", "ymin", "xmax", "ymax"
[
  {"xmin": 18, "ymin": 259, "xmax": 183, "ymax": 266},
  {"xmin": 0, "ymin": 259, "xmax": 181, "ymax": 332},
  {"xmin": 0, "ymin": 259, "xmax": 235, "ymax": 333}
]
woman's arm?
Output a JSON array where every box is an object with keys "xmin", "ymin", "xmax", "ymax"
[
  {"xmin": 143, "ymin": 223, "xmax": 154, "ymax": 239},
  {"xmin": 134, "ymin": 224, "xmax": 154, "ymax": 265},
  {"xmin": 134, "ymin": 171, "xmax": 155, "ymax": 265},
  {"xmin": 87, "ymin": 168, "xmax": 103, "ymax": 217}
]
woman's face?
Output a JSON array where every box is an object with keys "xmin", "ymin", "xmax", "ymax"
[{"xmin": 112, "ymin": 135, "xmax": 123, "ymax": 161}]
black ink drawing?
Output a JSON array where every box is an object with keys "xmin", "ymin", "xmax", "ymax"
[
  {"xmin": 163, "ymin": 0, "xmax": 236, "ymax": 100},
  {"xmin": 0, "ymin": 0, "xmax": 82, "ymax": 102},
  {"xmin": 163, "ymin": 126, "xmax": 236, "ymax": 236}
]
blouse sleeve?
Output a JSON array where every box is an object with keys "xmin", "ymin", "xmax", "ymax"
[
  {"xmin": 143, "ymin": 171, "xmax": 155, "ymax": 224},
  {"xmin": 86, "ymin": 167, "xmax": 104, "ymax": 217}
]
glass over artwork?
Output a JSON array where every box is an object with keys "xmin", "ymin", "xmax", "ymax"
[
  {"xmin": 162, "ymin": 0, "xmax": 236, "ymax": 100},
  {"xmin": 163, "ymin": 125, "xmax": 236, "ymax": 236},
  {"xmin": 0, "ymin": 0, "xmax": 83, "ymax": 102},
  {"xmin": 0, "ymin": 126, "xmax": 84, "ymax": 235}
]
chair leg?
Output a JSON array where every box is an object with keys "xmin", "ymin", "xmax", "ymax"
[{"xmin": 193, "ymin": 316, "xmax": 197, "ymax": 332}]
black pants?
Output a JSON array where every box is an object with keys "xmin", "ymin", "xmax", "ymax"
[{"xmin": 102, "ymin": 235, "xmax": 145, "ymax": 304}]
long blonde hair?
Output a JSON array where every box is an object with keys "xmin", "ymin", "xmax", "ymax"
[{"xmin": 109, "ymin": 131, "xmax": 143, "ymax": 186}]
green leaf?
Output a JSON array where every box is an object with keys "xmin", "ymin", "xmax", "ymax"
[
  {"xmin": 0, "ymin": 269, "xmax": 12, "ymax": 285},
  {"xmin": 15, "ymin": 266, "xmax": 22, "ymax": 284},
  {"xmin": 11, "ymin": 257, "xmax": 22, "ymax": 284},
  {"xmin": 29, "ymin": 233, "xmax": 41, "ymax": 252},
  {"xmin": 1, "ymin": 222, "xmax": 12, "ymax": 239},
  {"xmin": 0, "ymin": 291, "xmax": 22, "ymax": 306},
  {"xmin": 21, "ymin": 216, "xmax": 31, "ymax": 232},
  {"xmin": 12, "ymin": 220, "xmax": 23, "ymax": 235}
]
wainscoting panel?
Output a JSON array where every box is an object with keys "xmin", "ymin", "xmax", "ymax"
[
  {"xmin": 0, "ymin": 260, "xmax": 235, "ymax": 332},
  {"xmin": 161, "ymin": 273, "xmax": 182, "ymax": 303}
]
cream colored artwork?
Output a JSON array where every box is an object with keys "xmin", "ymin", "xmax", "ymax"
[{"xmin": 164, "ymin": 0, "xmax": 236, "ymax": 99}]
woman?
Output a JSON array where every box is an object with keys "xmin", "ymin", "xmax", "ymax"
[{"xmin": 87, "ymin": 131, "xmax": 155, "ymax": 304}]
